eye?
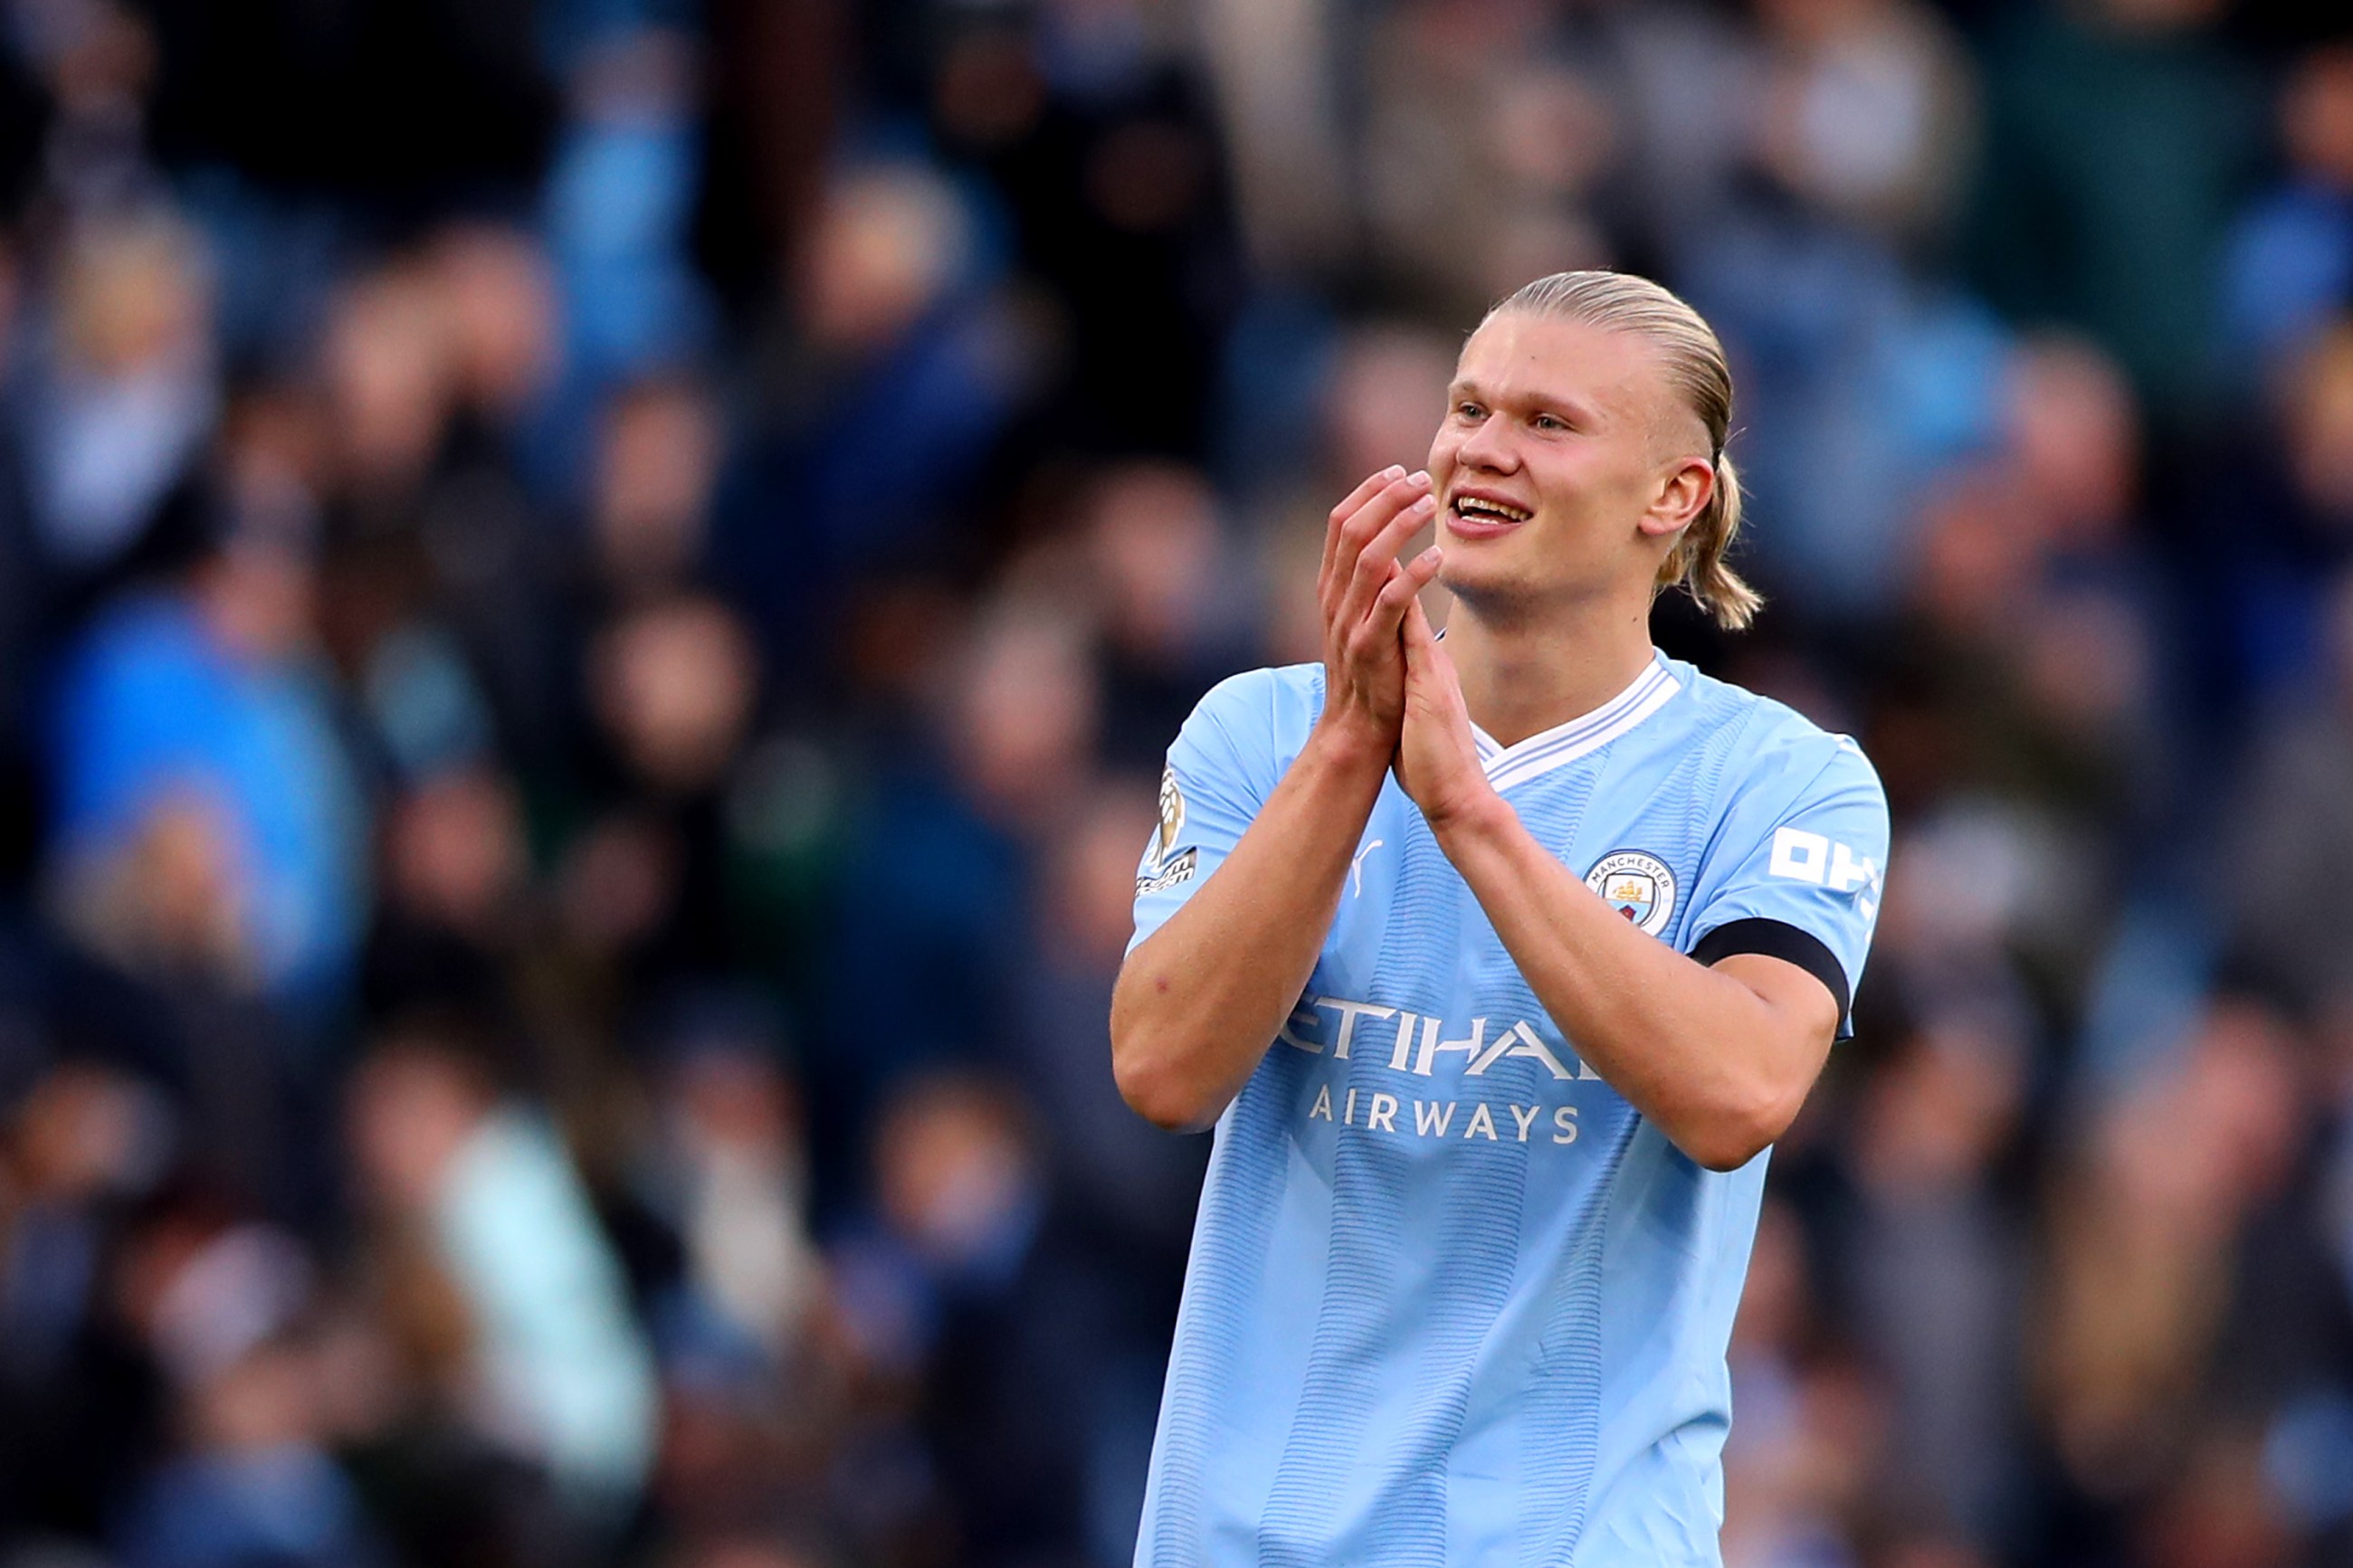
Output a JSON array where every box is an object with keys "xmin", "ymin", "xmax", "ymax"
[
  {"xmin": 1532, "ymin": 412, "xmax": 1567, "ymax": 432},
  {"xmin": 1453, "ymin": 400, "xmax": 1486, "ymax": 422}
]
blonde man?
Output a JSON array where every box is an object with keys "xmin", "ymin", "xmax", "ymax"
[{"xmin": 1113, "ymin": 271, "xmax": 1888, "ymax": 1565}]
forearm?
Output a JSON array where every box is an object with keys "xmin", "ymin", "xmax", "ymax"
[
  {"xmin": 1431, "ymin": 796, "xmax": 1823, "ymax": 1170},
  {"xmin": 1111, "ymin": 721, "xmax": 1391, "ymax": 1131}
]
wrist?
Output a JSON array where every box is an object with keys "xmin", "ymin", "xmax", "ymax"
[
  {"xmin": 1423, "ymin": 779, "xmax": 1512, "ymax": 847},
  {"xmin": 1308, "ymin": 708, "xmax": 1397, "ymax": 775}
]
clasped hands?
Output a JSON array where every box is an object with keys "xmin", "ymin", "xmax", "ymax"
[{"xmin": 1315, "ymin": 467, "xmax": 1496, "ymax": 832}]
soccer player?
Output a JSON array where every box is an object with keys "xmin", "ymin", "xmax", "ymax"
[{"xmin": 1110, "ymin": 271, "xmax": 1889, "ymax": 1565}]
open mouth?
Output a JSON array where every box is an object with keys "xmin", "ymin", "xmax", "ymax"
[{"xmin": 1451, "ymin": 494, "xmax": 1533, "ymax": 526}]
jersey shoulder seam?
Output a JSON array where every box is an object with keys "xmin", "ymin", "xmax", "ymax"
[
  {"xmin": 1679, "ymin": 666, "xmax": 1881, "ymax": 789},
  {"xmin": 1195, "ymin": 663, "xmax": 1321, "ymax": 795},
  {"xmin": 1677, "ymin": 682, "xmax": 1873, "ymax": 938}
]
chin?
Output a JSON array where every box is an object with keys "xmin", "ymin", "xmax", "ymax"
[{"xmin": 1435, "ymin": 557, "xmax": 1524, "ymax": 618}]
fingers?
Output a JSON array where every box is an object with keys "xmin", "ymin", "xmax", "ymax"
[
  {"xmin": 1321, "ymin": 466, "xmax": 1405, "ymax": 598},
  {"xmin": 1399, "ymin": 581, "xmax": 1440, "ymax": 651},
  {"xmin": 1371, "ymin": 546, "xmax": 1444, "ymax": 641},
  {"xmin": 1323, "ymin": 470, "xmax": 1431, "ymax": 618},
  {"xmin": 1336, "ymin": 487, "xmax": 1436, "ymax": 636},
  {"xmin": 1402, "ymin": 597, "xmax": 1464, "ymax": 704}
]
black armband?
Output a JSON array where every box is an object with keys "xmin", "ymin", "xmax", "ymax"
[{"xmin": 1690, "ymin": 917, "xmax": 1850, "ymax": 1021}]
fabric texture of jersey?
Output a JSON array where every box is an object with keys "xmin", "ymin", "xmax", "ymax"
[{"xmin": 1127, "ymin": 651, "xmax": 1888, "ymax": 1568}]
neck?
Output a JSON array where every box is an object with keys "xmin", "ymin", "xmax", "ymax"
[{"xmin": 1442, "ymin": 587, "xmax": 1660, "ymax": 747}]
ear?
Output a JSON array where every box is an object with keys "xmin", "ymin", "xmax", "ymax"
[{"xmin": 1636, "ymin": 455, "xmax": 1715, "ymax": 542}]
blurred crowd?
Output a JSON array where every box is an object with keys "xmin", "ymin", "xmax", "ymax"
[{"xmin": 0, "ymin": 0, "xmax": 2346, "ymax": 1565}]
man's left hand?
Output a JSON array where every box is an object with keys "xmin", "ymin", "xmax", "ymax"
[{"xmin": 1395, "ymin": 594, "xmax": 1500, "ymax": 832}]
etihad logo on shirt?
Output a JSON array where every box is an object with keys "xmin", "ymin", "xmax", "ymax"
[
  {"xmin": 1277, "ymin": 994, "xmax": 1602, "ymax": 1082},
  {"xmin": 1300, "ymin": 1081, "xmax": 1582, "ymax": 1146},
  {"xmin": 1279, "ymin": 994, "xmax": 1598, "ymax": 1149}
]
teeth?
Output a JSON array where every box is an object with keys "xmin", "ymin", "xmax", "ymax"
[{"xmin": 1455, "ymin": 497, "xmax": 1531, "ymax": 522}]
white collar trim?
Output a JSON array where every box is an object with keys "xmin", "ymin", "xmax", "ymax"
[{"xmin": 1470, "ymin": 652, "xmax": 1681, "ymax": 792}]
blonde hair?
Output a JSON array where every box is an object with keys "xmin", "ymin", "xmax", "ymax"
[{"xmin": 1485, "ymin": 271, "xmax": 1762, "ymax": 631}]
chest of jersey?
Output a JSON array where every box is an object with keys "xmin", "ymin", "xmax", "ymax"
[{"xmin": 1265, "ymin": 736, "xmax": 1719, "ymax": 1177}]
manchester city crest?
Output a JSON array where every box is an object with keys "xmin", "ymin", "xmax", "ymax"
[{"xmin": 1585, "ymin": 851, "xmax": 1677, "ymax": 936}]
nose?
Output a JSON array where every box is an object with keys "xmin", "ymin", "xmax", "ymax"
[{"xmin": 1453, "ymin": 410, "xmax": 1518, "ymax": 474}]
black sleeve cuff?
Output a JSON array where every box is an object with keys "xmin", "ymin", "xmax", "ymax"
[{"xmin": 1690, "ymin": 917, "xmax": 1851, "ymax": 1022}]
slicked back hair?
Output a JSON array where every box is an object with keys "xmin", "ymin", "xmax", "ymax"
[{"xmin": 1485, "ymin": 271, "xmax": 1762, "ymax": 631}]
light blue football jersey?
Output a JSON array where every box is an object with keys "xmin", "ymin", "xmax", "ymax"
[{"xmin": 1127, "ymin": 650, "xmax": 1888, "ymax": 1568}]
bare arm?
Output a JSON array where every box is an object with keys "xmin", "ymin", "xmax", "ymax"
[
  {"xmin": 1110, "ymin": 468, "xmax": 1443, "ymax": 1131},
  {"xmin": 1392, "ymin": 600, "xmax": 1842, "ymax": 1170},
  {"xmin": 1424, "ymin": 809, "xmax": 1837, "ymax": 1169},
  {"xmin": 1110, "ymin": 723, "xmax": 1390, "ymax": 1130}
]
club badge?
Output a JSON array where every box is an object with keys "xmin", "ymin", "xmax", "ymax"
[{"xmin": 1586, "ymin": 850, "xmax": 1677, "ymax": 936}]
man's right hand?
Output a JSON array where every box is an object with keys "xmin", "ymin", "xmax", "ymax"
[
  {"xmin": 1317, "ymin": 467, "xmax": 1443, "ymax": 755},
  {"xmin": 1112, "ymin": 467, "xmax": 1439, "ymax": 1132}
]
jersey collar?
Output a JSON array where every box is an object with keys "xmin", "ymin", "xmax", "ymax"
[{"xmin": 1469, "ymin": 651, "xmax": 1681, "ymax": 792}]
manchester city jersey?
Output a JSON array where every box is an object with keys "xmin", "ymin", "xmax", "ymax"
[{"xmin": 1127, "ymin": 651, "xmax": 1888, "ymax": 1568}]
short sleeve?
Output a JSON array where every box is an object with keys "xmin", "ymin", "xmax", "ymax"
[
  {"xmin": 1682, "ymin": 736, "xmax": 1889, "ymax": 1032},
  {"xmin": 1128, "ymin": 669, "xmax": 1289, "ymax": 955}
]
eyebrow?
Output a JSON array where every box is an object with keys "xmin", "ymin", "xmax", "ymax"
[{"xmin": 1448, "ymin": 378, "xmax": 1605, "ymax": 426}]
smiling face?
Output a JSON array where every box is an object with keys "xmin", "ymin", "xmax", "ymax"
[{"xmin": 1427, "ymin": 310, "xmax": 1715, "ymax": 620}]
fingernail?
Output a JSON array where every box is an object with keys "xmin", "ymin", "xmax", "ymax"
[
  {"xmin": 1410, "ymin": 470, "xmax": 1432, "ymax": 488},
  {"xmin": 1417, "ymin": 546, "xmax": 1443, "ymax": 566},
  {"xmin": 1383, "ymin": 464, "xmax": 1406, "ymax": 480},
  {"xmin": 1411, "ymin": 495, "xmax": 1436, "ymax": 514}
]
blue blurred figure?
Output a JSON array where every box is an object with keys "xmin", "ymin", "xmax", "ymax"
[{"xmin": 46, "ymin": 523, "xmax": 367, "ymax": 1008}]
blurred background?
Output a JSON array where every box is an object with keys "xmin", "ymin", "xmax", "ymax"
[{"xmin": 0, "ymin": 0, "xmax": 2344, "ymax": 1565}]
